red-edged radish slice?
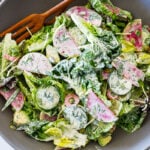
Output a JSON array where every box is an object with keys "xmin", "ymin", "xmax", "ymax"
[
  {"xmin": 123, "ymin": 62, "xmax": 145, "ymax": 87},
  {"xmin": 3, "ymin": 54, "xmax": 19, "ymax": 62},
  {"xmin": 66, "ymin": 6, "xmax": 102, "ymax": 26},
  {"xmin": 87, "ymin": 91, "xmax": 118, "ymax": 122},
  {"xmin": 107, "ymin": 89, "xmax": 118, "ymax": 100},
  {"xmin": 123, "ymin": 19, "xmax": 142, "ymax": 51},
  {"xmin": 64, "ymin": 93, "xmax": 80, "ymax": 107},
  {"xmin": 104, "ymin": 4, "xmax": 121, "ymax": 15},
  {"xmin": 102, "ymin": 69, "xmax": 111, "ymax": 80},
  {"xmin": 17, "ymin": 52, "xmax": 52, "ymax": 75},
  {"xmin": 40, "ymin": 112, "xmax": 57, "ymax": 122},
  {"xmin": 0, "ymin": 88, "xmax": 25, "ymax": 111},
  {"xmin": 113, "ymin": 58, "xmax": 144, "ymax": 87},
  {"xmin": 53, "ymin": 25, "xmax": 81, "ymax": 58}
]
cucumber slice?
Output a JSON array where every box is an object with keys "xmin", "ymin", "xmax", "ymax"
[
  {"xmin": 63, "ymin": 105, "xmax": 87, "ymax": 130},
  {"xmin": 66, "ymin": 6, "xmax": 102, "ymax": 27},
  {"xmin": 36, "ymin": 86, "xmax": 60, "ymax": 110},
  {"xmin": 108, "ymin": 71, "xmax": 132, "ymax": 95}
]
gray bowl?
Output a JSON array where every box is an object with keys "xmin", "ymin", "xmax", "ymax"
[{"xmin": 0, "ymin": 0, "xmax": 150, "ymax": 150}]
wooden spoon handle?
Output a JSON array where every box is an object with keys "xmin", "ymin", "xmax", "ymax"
[{"xmin": 41, "ymin": 0, "xmax": 73, "ymax": 19}]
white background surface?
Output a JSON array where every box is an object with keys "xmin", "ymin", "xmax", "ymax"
[{"xmin": 0, "ymin": 136, "xmax": 14, "ymax": 150}]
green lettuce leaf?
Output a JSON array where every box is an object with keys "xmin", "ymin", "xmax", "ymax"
[
  {"xmin": 86, "ymin": 121, "xmax": 114, "ymax": 140},
  {"xmin": 17, "ymin": 120, "xmax": 52, "ymax": 141},
  {"xmin": 142, "ymin": 25, "xmax": 150, "ymax": 51},
  {"xmin": 18, "ymin": 119, "xmax": 88, "ymax": 149},
  {"xmin": 146, "ymin": 65, "xmax": 150, "ymax": 79},
  {"xmin": 117, "ymin": 103, "xmax": 147, "ymax": 133},
  {"xmin": 0, "ymin": 42, "xmax": 2, "ymax": 72},
  {"xmin": 53, "ymin": 13, "xmax": 72, "ymax": 31},
  {"xmin": 89, "ymin": 0, "xmax": 132, "ymax": 21},
  {"xmin": 23, "ymin": 25, "xmax": 53, "ymax": 52},
  {"xmin": 50, "ymin": 58, "xmax": 101, "ymax": 97},
  {"xmin": 71, "ymin": 14, "xmax": 120, "ymax": 69},
  {"xmin": 0, "ymin": 34, "xmax": 20, "ymax": 78}
]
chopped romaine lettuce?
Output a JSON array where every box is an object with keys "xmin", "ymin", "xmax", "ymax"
[
  {"xmin": 142, "ymin": 25, "xmax": 150, "ymax": 51},
  {"xmin": 117, "ymin": 103, "xmax": 147, "ymax": 133},
  {"xmin": 53, "ymin": 13, "xmax": 72, "ymax": 31},
  {"xmin": 0, "ymin": 33, "xmax": 20, "ymax": 78},
  {"xmin": 89, "ymin": 0, "xmax": 132, "ymax": 21},
  {"xmin": 49, "ymin": 58, "xmax": 101, "ymax": 97},
  {"xmin": 86, "ymin": 120, "xmax": 114, "ymax": 140},
  {"xmin": 146, "ymin": 65, "xmax": 150, "ymax": 78},
  {"xmin": 0, "ymin": 1, "xmax": 149, "ymax": 149},
  {"xmin": 71, "ymin": 14, "xmax": 120, "ymax": 69},
  {"xmin": 136, "ymin": 52, "xmax": 150, "ymax": 64},
  {"xmin": 18, "ymin": 119, "xmax": 88, "ymax": 148},
  {"xmin": 46, "ymin": 45, "xmax": 60, "ymax": 64},
  {"xmin": 98, "ymin": 134, "xmax": 112, "ymax": 147},
  {"xmin": 23, "ymin": 26, "xmax": 53, "ymax": 52}
]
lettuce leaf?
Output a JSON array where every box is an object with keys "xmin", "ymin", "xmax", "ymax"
[
  {"xmin": 17, "ymin": 120, "xmax": 53, "ymax": 141},
  {"xmin": 0, "ymin": 42, "xmax": 2, "ymax": 72},
  {"xmin": 0, "ymin": 34, "xmax": 20, "ymax": 78},
  {"xmin": 71, "ymin": 14, "xmax": 120, "ymax": 69},
  {"xmin": 23, "ymin": 26, "xmax": 53, "ymax": 52},
  {"xmin": 18, "ymin": 119, "xmax": 88, "ymax": 149},
  {"xmin": 142, "ymin": 25, "xmax": 150, "ymax": 51},
  {"xmin": 53, "ymin": 13, "xmax": 72, "ymax": 31},
  {"xmin": 136, "ymin": 52, "xmax": 150, "ymax": 64},
  {"xmin": 89, "ymin": 0, "xmax": 132, "ymax": 21},
  {"xmin": 117, "ymin": 103, "xmax": 147, "ymax": 133},
  {"xmin": 85, "ymin": 121, "xmax": 114, "ymax": 140},
  {"xmin": 146, "ymin": 65, "xmax": 150, "ymax": 79},
  {"xmin": 50, "ymin": 58, "xmax": 101, "ymax": 97}
]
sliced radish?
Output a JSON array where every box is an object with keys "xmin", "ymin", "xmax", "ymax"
[
  {"xmin": 0, "ymin": 88, "xmax": 25, "ymax": 111},
  {"xmin": 53, "ymin": 25, "xmax": 80, "ymax": 58},
  {"xmin": 17, "ymin": 52, "xmax": 52, "ymax": 75},
  {"xmin": 3, "ymin": 54, "xmax": 19, "ymax": 62},
  {"xmin": 106, "ymin": 89, "xmax": 118, "ymax": 100},
  {"xmin": 123, "ymin": 62, "xmax": 145, "ymax": 87},
  {"xmin": 123, "ymin": 19, "xmax": 142, "ymax": 51},
  {"xmin": 40, "ymin": 112, "xmax": 57, "ymax": 122},
  {"xmin": 66, "ymin": 6, "xmax": 102, "ymax": 26},
  {"xmin": 87, "ymin": 91, "xmax": 118, "ymax": 122},
  {"xmin": 64, "ymin": 93, "xmax": 80, "ymax": 107},
  {"xmin": 113, "ymin": 58, "xmax": 144, "ymax": 87}
]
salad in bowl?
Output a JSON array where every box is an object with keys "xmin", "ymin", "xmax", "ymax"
[{"xmin": 0, "ymin": 0, "xmax": 150, "ymax": 149}]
